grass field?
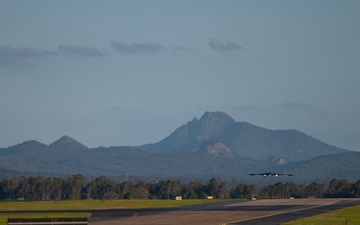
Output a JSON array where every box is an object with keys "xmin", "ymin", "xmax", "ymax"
[
  {"xmin": 283, "ymin": 205, "xmax": 360, "ymax": 225},
  {"xmin": 0, "ymin": 199, "xmax": 225, "ymax": 211},
  {"xmin": 1, "ymin": 200, "xmax": 359, "ymax": 225},
  {"xmin": 0, "ymin": 212, "xmax": 91, "ymax": 225},
  {"xmin": 0, "ymin": 199, "xmax": 225, "ymax": 225}
]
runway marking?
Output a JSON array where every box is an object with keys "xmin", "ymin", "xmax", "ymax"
[{"xmin": 222, "ymin": 204, "xmax": 324, "ymax": 224}]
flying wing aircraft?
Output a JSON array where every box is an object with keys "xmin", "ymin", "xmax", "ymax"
[{"xmin": 248, "ymin": 172, "xmax": 294, "ymax": 177}]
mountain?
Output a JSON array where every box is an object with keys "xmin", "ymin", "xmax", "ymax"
[
  {"xmin": 283, "ymin": 151, "xmax": 360, "ymax": 182},
  {"xmin": 50, "ymin": 135, "xmax": 88, "ymax": 150},
  {"xmin": 0, "ymin": 141, "xmax": 262, "ymax": 179},
  {"xmin": 0, "ymin": 112, "xmax": 357, "ymax": 182},
  {"xmin": 139, "ymin": 111, "xmax": 348, "ymax": 161},
  {"xmin": 139, "ymin": 112, "xmax": 235, "ymax": 153},
  {"xmin": 0, "ymin": 140, "xmax": 83, "ymax": 173}
]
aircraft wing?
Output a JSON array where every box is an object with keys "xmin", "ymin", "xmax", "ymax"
[
  {"xmin": 248, "ymin": 173, "xmax": 266, "ymax": 176},
  {"xmin": 248, "ymin": 172, "xmax": 294, "ymax": 176}
]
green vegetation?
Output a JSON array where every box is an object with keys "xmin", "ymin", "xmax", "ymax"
[
  {"xmin": 0, "ymin": 199, "xmax": 226, "ymax": 211},
  {"xmin": 2, "ymin": 111, "xmax": 358, "ymax": 182},
  {"xmin": 1, "ymin": 175, "xmax": 360, "ymax": 201},
  {"xmin": 0, "ymin": 212, "xmax": 91, "ymax": 219},
  {"xmin": 0, "ymin": 199, "xmax": 224, "ymax": 225},
  {"xmin": 0, "ymin": 212, "xmax": 91, "ymax": 225},
  {"xmin": 283, "ymin": 205, "xmax": 360, "ymax": 225}
]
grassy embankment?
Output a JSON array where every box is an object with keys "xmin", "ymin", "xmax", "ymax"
[
  {"xmin": 0, "ymin": 212, "xmax": 91, "ymax": 225},
  {"xmin": 283, "ymin": 205, "xmax": 360, "ymax": 225},
  {"xmin": 0, "ymin": 199, "xmax": 223, "ymax": 211},
  {"xmin": 0, "ymin": 199, "xmax": 226, "ymax": 225}
]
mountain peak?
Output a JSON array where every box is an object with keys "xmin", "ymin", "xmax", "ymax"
[
  {"xmin": 196, "ymin": 111, "xmax": 235, "ymax": 141},
  {"xmin": 139, "ymin": 111, "xmax": 236, "ymax": 153},
  {"xmin": 17, "ymin": 140, "xmax": 48, "ymax": 149},
  {"xmin": 50, "ymin": 135, "xmax": 88, "ymax": 150},
  {"xmin": 140, "ymin": 111, "xmax": 348, "ymax": 160},
  {"xmin": 200, "ymin": 111, "xmax": 235, "ymax": 121}
]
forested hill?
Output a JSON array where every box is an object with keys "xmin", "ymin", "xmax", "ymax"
[
  {"xmin": 1, "ymin": 141, "xmax": 358, "ymax": 183},
  {"xmin": 283, "ymin": 151, "xmax": 360, "ymax": 182},
  {"xmin": 50, "ymin": 135, "xmax": 88, "ymax": 150},
  {"xmin": 0, "ymin": 111, "xmax": 357, "ymax": 182}
]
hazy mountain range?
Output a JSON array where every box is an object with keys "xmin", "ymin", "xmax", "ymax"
[{"xmin": 1, "ymin": 111, "xmax": 359, "ymax": 183}]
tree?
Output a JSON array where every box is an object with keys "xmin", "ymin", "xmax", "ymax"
[
  {"xmin": 231, "ymin": 184, "xmax": 246, "ymax": 198},
  {"xmin": 216, "ymin": 182, "xmax": 229, "ymax": 199},
  {"xmin": 16, "ymin": 177, "xmax": 30, "ymax": 199},
  {"xmin": 336, "ymin": 180, "xmax": 351, "ymax": 198},
  {"xmin": 27, "ymin": 176, "xmax": 43, "ymax": 200},
  {"xmin": 0, "ymin": 178, "xmax": 18, "ymax": 199},
  {"xmin": 134, "ymin": 181, "xmax": 149, "ymax": 199},
  {"xmin": 63, "ymin": 174, "xmax": 86, "ymax": 200},
  {"xmin": 153, "ymin": 180, "xmax": 182, "ymax": 199},
  {"xmin": 259, "ymin": 185, "xmax": 272, "ymax": 198},
  {"xmin": 207, "ymin": 177, "xmax": 219, "ymax": 197},
  {"xmin": 0, "ymin": 180, "xmax": 5, "ymax": 199},
  {"xmin": 123, "ymin": 192, "xmax": 134, "ymax": 199},
  {"xmin": 103, "ymin": 191, "xmax": 118, "ymax": 200},
  {"xmin": 188, "ymin": 180, "xmax": 206, "ymax": 199},
  {"xmin": 304, "ymin": 182, "xmax": 325, "ymax": 198},
  {"xmin": 351, "ymin": 180, "xmax": 360, "ymax": 197},
  {"xmin": 87, "ymin": 176, "xmax": 117, "ymax": 199},
  {"xmin": 271, "ymin": 182, "xmax": 287, "ymax": 198},
  {"xmin": 247, "ymin": 184, "xmax": 258, "ymax": 198},
  {"xmin": 50, "ymin": 178, "xmax": 65, "ymax": 200},
  {"xmin": 327, "ymin": 179, "xmax": 339, "ymax": 197},
  {"xmin": 119, "ymin": 181, "xmax": 135, "ymax": 199},
  {"xmin": 3, "ymin": 175, "xmax": 360, "ymax": 201},
  {"xmin": 284, "ymin": 182, "xmax": 303, "ymax": 198},
  {"xmin": 187, "ymin": 191, "xmax": 199, "ymax": 199}
]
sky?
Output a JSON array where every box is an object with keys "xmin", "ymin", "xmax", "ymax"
[{"xmin": 1, "ymin": 0, "xmax": 359, "ymax": 151}]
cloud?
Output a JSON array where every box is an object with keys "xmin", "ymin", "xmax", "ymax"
[
  {"xmin": 208, "ymin": 38, "xmax": 242, "ymax": 52},
  {"xmin": 232, "ymin": 105, "xmax": 260, "ymax": 111},
  {"xmin": 0, "ymin": 45, "xmax": 56, "ymax": 67},
  {"xmin": 110, "ymin": 41, "xmax": 164, "ymax": 54},
  {"xmin": 272, "ymin": 102, "xmax": 314, "ymax": 109},
  {"xmin": 272, "ymin": 102, "xmax": 327, "ymax": 118},
  {"xmin": 58, "ymin": 44, "xmax": 105, "ymax": 57},
  {"xmin": 110, "ymin": 106, "xmax": 140, "ymax": 112},
  {"xmin": 0, "ymin": 46, "xmax": 42, "ymax": 58}
]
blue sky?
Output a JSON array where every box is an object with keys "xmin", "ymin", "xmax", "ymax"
[{"xmin": 1, "ymin": 0, "xmax": 359, "ymax": 151}]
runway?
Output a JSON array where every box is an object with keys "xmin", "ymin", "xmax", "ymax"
[{"xmin": 88, "ymin": 198, "xmax": 360, "ymax": 225}]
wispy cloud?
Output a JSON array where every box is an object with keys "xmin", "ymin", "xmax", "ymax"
[
  {"xmin": 232, "ymin": 105, "xmax": 260, "ymax": 111},
  {"xmin": 0, "ymin": 46, "xmax": 42, "ymax": 58},
  {"xmin": 0, "ymin": 45, "xmax": 56, "ymax": 67},
  {"xmin": 272, "ymin": 102, "xmax": 314, "ymax": 109},
  {"xmin": 208, "ymin": 38, "xmax": 242, "ymax": 52},
  {"xmin": 110, "ymin": 41, "xmax": 164, "ymax": 54},
  {"xmin": 272, "ymin": 102, "xmax": 328, "ymax": 118},
  {"xmin": 58, "ymin": 44, "xmax": 105, "ymax": 57}
]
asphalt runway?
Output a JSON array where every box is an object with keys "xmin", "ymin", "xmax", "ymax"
[{"xmin": 88, "ymin": 198, "xmax": 360, "ymax": 225}]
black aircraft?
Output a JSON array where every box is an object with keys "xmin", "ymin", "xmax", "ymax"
[{"xmin": 248, "ymin": 172, "xmax": 294, "ymax": 177}]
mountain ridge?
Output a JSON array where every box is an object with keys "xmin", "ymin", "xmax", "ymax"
[
  {"xmin": 0, "ymin": 111, "xmax": 356, "ymax": 182},
  {"xmin": 139, "ymin": 111, "xmax": 236, "ymax": 153},
  {"xmin": 138, "ymin": 111, "xmax": 348, "ymax": 161}
]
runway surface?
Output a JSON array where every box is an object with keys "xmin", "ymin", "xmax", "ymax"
[{"xmin": 88, "ymin": 198, "xmax": 360, "ymax": 225}]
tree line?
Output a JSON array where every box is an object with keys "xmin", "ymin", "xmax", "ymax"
[{"xmin": 1, "ymin": 175, "xmax": 360, "ymax": 201}]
